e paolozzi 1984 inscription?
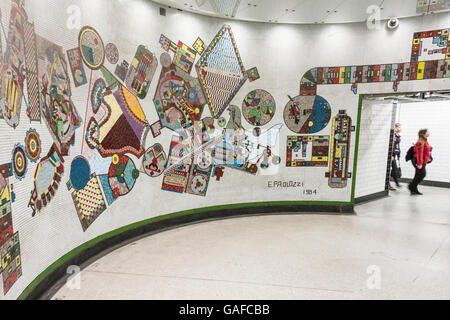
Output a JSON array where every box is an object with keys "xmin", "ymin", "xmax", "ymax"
[{"xmin": 266, "ymin": 180, "xmax": 304, "ymax": 188}]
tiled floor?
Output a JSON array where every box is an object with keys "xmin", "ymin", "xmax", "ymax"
[{"xmin": 52, "ymin": 184, "xmax": 450, "ymax": 300}]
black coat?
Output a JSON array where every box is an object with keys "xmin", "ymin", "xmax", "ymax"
[{"xmin": 393, "ymin": 134, "xmax": 401, "ymax": 159}]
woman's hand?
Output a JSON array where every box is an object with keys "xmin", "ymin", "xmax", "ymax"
[{"xmin": 418, "ymin": 165, "xmax": 423, "ymax": 169}]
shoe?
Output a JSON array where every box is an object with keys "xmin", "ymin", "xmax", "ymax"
[
  {"xmin": 396, "ymin": 183, "xmax": 401, "ymax": 188},
  {"xmin": 408, "ymin": 184, "xmax": 415, "ymax": 195},
  {"xmin": 409, "ymin": 188, "xmax": 423, "ymax": 195},
  {"xmin": 389, "ymin": 186, "xmax": 396, "ymax": 191}
]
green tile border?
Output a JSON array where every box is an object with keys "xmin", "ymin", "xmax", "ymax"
[
  {"xmin": 17, "ymin": 96, "xmax": 364, "ymax": 300},
  {"xmin": 351, "ymin": 94, "xmax": 364, "ymax": 202}
]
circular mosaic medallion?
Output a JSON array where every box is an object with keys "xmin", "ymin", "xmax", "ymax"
[
  {"xmin": 112, "ymin": 154, "xmax": 120, "ymax": 165},
  {"xmin": 218, "ymin": 117, "xmax": 226, "ymax": 127},
  {"xmin": 24, "ymin": 128, "xmax": 41, "ymax": 162},
  {"xmin": 108, "ymin": 155, "xmax": 139, "ymax": 197},
  {"xmin": 105, "ymin": 43, "xmax": 119, "ymax": 64},
  {"xmin": 248, "ymin": 164, "xmax": 258, "ymax": 174},
  {"xmin": 142, "ymin": 144, "xmax": 167, "ymax": 178},
  {"xmin": 79, "ymin": 26, "xmax": 105, "ymax": 70},
  {"xmin": 242, "ymin": 89, "xmax": 276, "ymax": 126},
  {"xmin": 12, "ymin": 144, "xmax": 27, "ymax": 180},
  {"xmin": 283, "ymin": 95, "xmax": 331, "ymax": 134},
  {"xmin": 191, "ymin": 175, "xmax": 207, "ymax": 195},
  {"xmin": 272, "ymin": 155, "xmax": 281, "ymax": 165},
  {"xmin": 160, "ymin": 52, "xmax": 172, "ymax": 68},
  {"xmin": 196, "ymin": 151, "xmax": 213, "ymax": 170}
]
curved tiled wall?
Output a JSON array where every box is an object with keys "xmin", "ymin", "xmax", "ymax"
[{"xmin": 0, "ymin": 0, "xmax": 449, "ymax": 299}]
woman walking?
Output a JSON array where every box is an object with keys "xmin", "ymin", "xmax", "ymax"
[{"xmin": 408, "ymin": 129, "xmax": 432, "ymax": 195}]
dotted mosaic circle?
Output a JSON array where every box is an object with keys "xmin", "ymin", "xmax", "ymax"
[
  {"xmin": 196, "ymin": 151, "xmax": 213, "ymax": 170},
  {"xmin": 24, "ymin": 128, "xmax": 41, "ymax": 162},
  {"xmin": 105, "ymin": 43, "xmax": 119, "ymax": 64},
  {"xmin": 112, "ymin": 154, "xmax": 120, "ymax": 165},
  {"xmin": 218, "ymin": 117, "xmax": 226, "ymax": 127},
  {"xmin": 242, "ymin": 89, "xmax": 276, "ymax": 126},
  {"xmin": 272, "ymin": 155, "xmax": 281, "ymax": 165},
  {"xmin": 79, "ymin": 26, "xmax": 105, "ymax": 70},
  {"xmin": 191, "ymin": 175, "xmax": 207, "ymax": 195},
  {"xmin": 160, "ymin": 52, "xmax": 172, "ymax": 68},
  {"xmin": 108, "ymin": 155, "xmax": 139, "ymax": 197},
  {"xmin": 12, "ymin": 144, "xmax": 27, "ymax": 180},
  {"xmin": 70, "ymin": 156, "xmax": 91, "ymax": 191}
]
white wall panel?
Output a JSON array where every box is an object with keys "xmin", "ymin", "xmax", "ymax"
[{"xmin": 355, "ymin": 100, "xmax": 393, "ymax": 198}]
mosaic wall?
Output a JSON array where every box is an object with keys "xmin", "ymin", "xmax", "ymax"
[{"xmin": 0, "ymin": 0, "xmax": 450, "ymax": 299}]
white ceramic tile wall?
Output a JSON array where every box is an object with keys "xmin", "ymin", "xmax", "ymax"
[
  {"xmin": 355, "ymin": 100, "xmax": 394, "ymax": 198},
  {"xmin": 398, "ymin": 100, "xmax": 450, "ymax": 183}
]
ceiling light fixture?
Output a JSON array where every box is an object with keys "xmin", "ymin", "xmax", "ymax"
[{"xmin": 206, "ymin": 0, "xmax": 242, "ymax": 17}]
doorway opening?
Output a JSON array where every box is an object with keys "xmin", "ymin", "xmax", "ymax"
[{"xmin": 355, "ymin": 91, "xmax": 450, "ymax": 204}]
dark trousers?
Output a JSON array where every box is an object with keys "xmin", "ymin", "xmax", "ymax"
[
  {"xmin": 409, "ymin": 164, "xmax": 426, "ymax": 192},
  {"xmin": 390, "ymin": 159, "xmax": 400, "ymax": 185}
]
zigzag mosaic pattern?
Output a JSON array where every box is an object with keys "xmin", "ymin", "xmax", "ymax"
[
  {"xmin": 195, "ymin": 25, "xmax": 247, "ymax": 119},
  {"xmin": 72, "ymin": 176, "xmax": 107, "ymax": 231},
  {"xmin": 23, "ymin": 21, "xmax": 40, "ymax": 122}
]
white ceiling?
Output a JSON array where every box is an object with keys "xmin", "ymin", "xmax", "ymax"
[{"xmin": 150, "ymin": 0, "xmax": 450, "ymax": 24}]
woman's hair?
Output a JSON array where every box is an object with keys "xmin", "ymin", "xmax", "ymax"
[
  {"xmin": 395, "ymin": 123, "xmax": 401, "ymax": 128},
  {"xmin": 418, "ymin": 128, "xmax": 428, "ymax": 140}
]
